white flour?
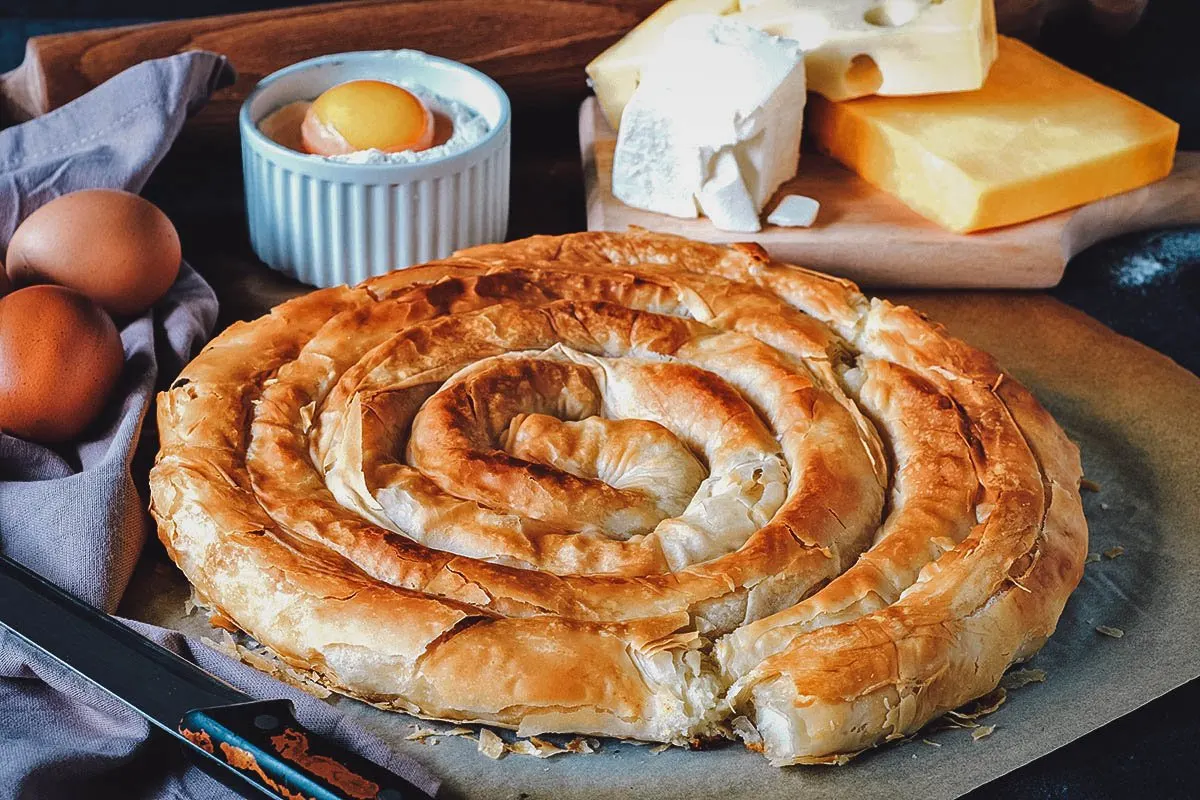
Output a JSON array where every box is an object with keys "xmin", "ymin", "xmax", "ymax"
[
  {"xmin": 1115, "ymin": 253, "xmax": 1171, "ymax": 288},
  {"xmin": 1112, "ymin": 229, "xmax": 1200, "ymax": 289}
]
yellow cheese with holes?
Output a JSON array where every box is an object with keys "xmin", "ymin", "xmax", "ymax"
[
  {"xmin": 809, "ymin": 36, "xmax": 1179, "ymax": 233},
  {"xmin": 588, "ymin": 0, "xmax": 739, "ymax": 130},
  {"xmin": 587, "ymin": 0, "xmax": 997, "ymax": 130}
]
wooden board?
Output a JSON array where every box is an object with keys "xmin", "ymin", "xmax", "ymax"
[
  {"xmin": 581, "ymin": 97, "xmax": 1200, "ymax": 289},
  {"xmin": 0, "ymin": 0, "xmax": 664, "ymax": 135},
  {"xmin": 0, "ymin": 1, "xmax": 672, "ymax": 323},
  {"xmin": 5, "ymin": 3, "xmax": 1196, "ymax": 297}
]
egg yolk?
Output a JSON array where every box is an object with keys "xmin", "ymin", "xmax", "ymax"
[{"xmin": 301, "ymin": 80, "xmax": 435, "ymax": 156}]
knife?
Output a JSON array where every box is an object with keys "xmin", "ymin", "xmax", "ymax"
[{"xmin": 0, "ymin": 552, "xmax": 433, "ymax": 800}]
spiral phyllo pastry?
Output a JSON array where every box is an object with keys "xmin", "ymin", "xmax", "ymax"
[{"xmin": 150, "ymin": 232, "xmax": 1087, "ymax": 764}]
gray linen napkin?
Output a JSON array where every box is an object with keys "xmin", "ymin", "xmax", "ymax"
[{"xmin": 0, "ymin": 53, "xmax": 440, "ymax": 799}]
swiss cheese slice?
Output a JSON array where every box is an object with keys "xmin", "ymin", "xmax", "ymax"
[
  {"xmin": 588, "ymin": 0, "xmax": 739, "ymax": 131},
  {"xmin": 808, "ymin": 36, "xmax": 1180, "ymax": 233},
  {"xmin": 737, "ymin": 0, "xmax": 996, "ymax": 100},
  {"xmin": 587, "ymin": 0, "xmax": 997, "ymax": 130}
]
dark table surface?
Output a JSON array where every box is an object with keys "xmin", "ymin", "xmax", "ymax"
[{"xmin": 2, "ymin": 2, "xmax": 1198, "ymax": 799}]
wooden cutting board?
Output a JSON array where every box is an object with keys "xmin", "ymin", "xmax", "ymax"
[
  {"xmin": 4, "ymin": 2, "xmax": 1197, "ymax": 292},
  {"xmin": 581, "ymin": 97, "xmax": 1200, "ymax": 289},
  {"xmin": 0, "ymin": 0, "xmax": 664, "ymax": 135},
  {"xmin": 0, "ymin": 0, "xmax": 665, "ymax": 320}
]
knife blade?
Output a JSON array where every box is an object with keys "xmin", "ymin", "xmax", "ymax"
[{"xmin": 0, "ymin": 552, "xmax": 433, "ymax": 800}]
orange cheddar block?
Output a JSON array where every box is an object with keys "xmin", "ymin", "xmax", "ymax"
[{"xmin": 808, "ymin": 36, "xmax": 1180, "ymax": 233}]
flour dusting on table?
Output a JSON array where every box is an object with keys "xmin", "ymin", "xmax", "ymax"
[{"xmin": 1113, "ymin": 229, "xmax": 1200, "ymax": 290}]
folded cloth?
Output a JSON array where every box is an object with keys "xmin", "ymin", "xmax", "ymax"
[{"xmin": 0, "ymin": 53, "xmax": 440, "ymax": 799}]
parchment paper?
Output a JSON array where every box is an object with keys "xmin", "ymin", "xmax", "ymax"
[{"xmin": 122, "ymin": 293, "xmax": 1200, "ymax": 800}]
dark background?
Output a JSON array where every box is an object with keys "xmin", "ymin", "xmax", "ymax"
[{"xmin": 1, "ymin": 2, "xmax": 1198, "ymax": 798}]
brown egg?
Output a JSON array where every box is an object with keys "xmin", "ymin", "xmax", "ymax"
[
  {"xmin": 6, "ymin": 189, "xmax": 181, "ymax": 317},
  {"xmin": 0, "ymin": 285, "xmax": 124, "ymax": 442}
]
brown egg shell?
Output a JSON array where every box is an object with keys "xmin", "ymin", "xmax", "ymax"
[
  {"xmin": 6, "ymin": 189, "xmax": 181, "ymax": 318},
  {"xmin": 0, "ymin": 285, "xmax": 125, "ymax": 443}
]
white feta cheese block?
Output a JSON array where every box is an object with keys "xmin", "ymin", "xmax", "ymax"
[
  {"xmin": 766, "ymin": 194, "xmax": 820, "ymax": 227},
  {"xmin": 610, "ymin": 15, "xmax": 806, "ymax": 233},
  {"xmin": 695, "ymin": 149, "xmax": 763, "ymax": 232}
]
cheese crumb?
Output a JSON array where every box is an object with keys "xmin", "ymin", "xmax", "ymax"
[{"xmin": 766, "ymin": 195, "xmax": 820, "ymax": 228}]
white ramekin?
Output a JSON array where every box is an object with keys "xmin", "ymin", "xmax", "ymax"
[{"xmin": 239, "ymin": 51, "xmax": 511, "ymax": 287}]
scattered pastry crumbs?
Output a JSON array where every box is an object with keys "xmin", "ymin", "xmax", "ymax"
[
  {"xmin": 183, "ymin": 590, "xmax": 202, "ymax": 617},
  {"xmin": 922, "ymin": 739, "xmax": 941, "ymax": 747},
  {"xmin": 971, "ymin": 725, "xmax": 996, "ymax": 742},
  {"xmin": 731, "ymin": 715, "xmax": 764, "ymax": 749},
  {"xmin": 565, "ymin": 737, "xmax": 600, "ymax": 754},
  {"xmin": 923, "ymin": 716, "xmax": 974, "ymax": 733},
  {"xmin": 1104, "ymin": 545, "xmax": 1125, "ymax": 559},
  {"xmin": 1085, "ymin": 553, "xmax": 1102, "ymax": 564},
  {"xmin": 798, "ymin": 752, "xmax": 859, "ymax": 766},
  {"xmin": 208, "ymin": 612, "xmax": 239, "ymax": 633},
  {"xmin": 1096, "ymin": 625, "xmax": 1125, "ymax": 639},
  {"xmin": 200, "ymin": 632, "xmax": 237, "ymax": 659},
  {"xmin": 408, "ymin": 725, "xmax": 473, "ymax": 746},
  {"xmin": 929, "ymin": 688, "xmax": 1010, "ymax": 736},
  {"xmin": 406, "ymin": 728, "xmax": 439, "ymax": 741},
  {"xmin": 649, "ymin": 743, "xmax": 672, "ymax": 754},
  {"xmin": 509, "ymin": 738, "xmax": 568, "ymax": 758},
  {"xmin": 200, "ymin": 631, "xmax": 331, "ymax": 699},
  {"xmin": 1080, "ymin": 478, "xmax": 1102, "ymax": 492},
  {"xmin": 1001, "ymin": 668, "xmax": 1048, "ymax": 690},
  {"xmin": 950, "ymin": 688, "xmax": 1007, "ymax": 720},
  {"xmin": 477, "ymin": 729, "xmax": 506, "ymax": 760},
  {"xmin": 467, "ymin": 729, "xmax": 599, "ymax": 759}
]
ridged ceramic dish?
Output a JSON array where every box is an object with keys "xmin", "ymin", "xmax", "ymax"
[{"xmin": 240, "ymin": 50, "xmax": 511, "ymax": 287}]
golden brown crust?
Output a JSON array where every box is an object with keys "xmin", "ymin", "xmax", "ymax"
[{"xmin": 149, "ymin": 230, "xmax": 1085, "ymax": 760}]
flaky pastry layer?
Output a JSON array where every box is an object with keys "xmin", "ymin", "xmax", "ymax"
[{"xmin": 149, "ymin": 231, "xmax": 1086, "ymax": 763}]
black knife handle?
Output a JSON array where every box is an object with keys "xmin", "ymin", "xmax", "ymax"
[{"xmin": 179, "ymin": 699, "xmax": 434, "ymax": 800}]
